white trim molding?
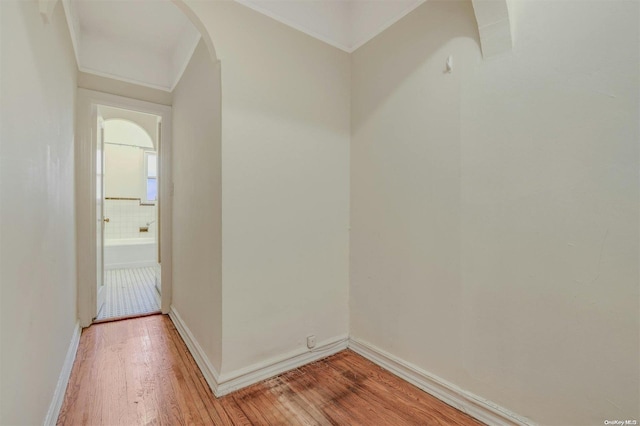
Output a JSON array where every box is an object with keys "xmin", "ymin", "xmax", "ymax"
[
  {"xmin": 216, "ymin": 335, "xmax": 349, "ymax": 396},
  {"xmin": 44, "ymin": 322, "xmax": 81, "ymax": 426},
  {"xmin": 169, "ymin": 307, "xmax": 220, "ymax": 395},
  {"xmin": 348, "ymin": 338, "xmax": 534, "ymax": 426}
]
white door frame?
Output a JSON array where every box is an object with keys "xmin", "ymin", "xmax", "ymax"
[
  {"xmin": 96, "ymin": 113, "xmax": 106, "ymax": 315},
  {"xmin": 76, "ymin": 88, "xmax": 173, "ymax": 327}
]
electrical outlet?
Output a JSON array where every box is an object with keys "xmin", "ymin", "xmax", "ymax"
[{"xmin": 306, "ymin": 335, "xmax": 316, "ymax": 349}]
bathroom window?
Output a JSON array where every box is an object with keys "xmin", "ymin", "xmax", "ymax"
[{"xmin": 145, "ymin": 152, "xmax": 157, "ymax": 202}]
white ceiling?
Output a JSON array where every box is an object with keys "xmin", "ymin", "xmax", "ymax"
[
  {"xmin": 61, "ymin": 0, "xmax": 427, "ymax": 92},
  {"xmin": 65, "ymin": 0, "xmax": 201, "ymax": 91}
]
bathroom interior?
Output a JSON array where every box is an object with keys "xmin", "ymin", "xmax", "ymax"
[{"xmin": 97, "ymin": 105, "xmax": 162, "ymax": 321}]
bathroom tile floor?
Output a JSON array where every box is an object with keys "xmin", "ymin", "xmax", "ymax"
[{"xmin": 96, "ymin": 266, "xmax": 160, "ymax": 321}]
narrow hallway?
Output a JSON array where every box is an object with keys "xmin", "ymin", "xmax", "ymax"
[{"xmin": 57, "ymin": 315, "xmax": 481, "ymax": 425}]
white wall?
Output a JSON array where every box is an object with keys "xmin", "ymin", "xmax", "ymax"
[
  {"xmin": 104, "ymin": 144, "xmax": 145, "ymax": 199},
  {"xmin": 77, "ymin": 71, "xmax": 172, "ymax": 106},
  {"xmin": 0, "ymin": 1, "xmax": 78, "ymax": 424},
  {"xmin": 100, "ymin": 105, "xmax": 158, "ymax": 145},
  {"xmin": 351, "ymin": 1, "xmax": 639, "ymax": 425},
  {"xmin": 349, "ymin": 0, "xmax": 424, "ymax": 51},
  {"xmin": 234, "ymin": 0, "xmax": 352, "ymax": 51},
  {"xmin": 229, "ymin": 0, "xmax": 425, "ymax": 52},
  {"xmin": 172, "ymin": 40, "xmax": 223, "ymax": 373},
  {"xmin": 185, "ymin": 0, "xmax": 350, "ymax": 376}
]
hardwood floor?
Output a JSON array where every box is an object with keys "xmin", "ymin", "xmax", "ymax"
[{"xmin": 57, "ymin": 315, "xmax": 482, "ymax": 425}]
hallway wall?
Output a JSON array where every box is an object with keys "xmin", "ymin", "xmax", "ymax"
[
  {"xmin": 0, "ymin": 1, "xmax": 78, "ymax": 424},
  {"xmin": 172, "ymin": 40, "xmax": 223, "ymax": 373},
  {"xmin": 184, "ymin": 0, "xmax": 351, "ymax": 376},
  {"xmin": 350, "ymin": 1, "xmax": 639, "ymax": 424}
]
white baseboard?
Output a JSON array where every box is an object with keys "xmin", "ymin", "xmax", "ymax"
[
  {"xmin": 168, "ymin": 306, "xmax": 220, "ymax": 396},
  {"xmin": 216, "ymin": 334, "xmax": 349, "ymax": 396},
  {"xmin": 44, "ymin": 321, "xmax": 81, "ymax": 426},
  {"xmin": 348, "ymin": 338, "xmax": 534, "ymax": 426},
  {"xmin": 169, "ymin": 306, "xmax": 348, "ymax": 397},
  {"xmin": 166, "ymin": 310, "xmax": 529, "ymax": 425}
]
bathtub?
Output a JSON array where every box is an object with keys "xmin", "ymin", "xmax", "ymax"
[{"xmin": 104, "ymin": 237, "xmax": 158, "ymax": 270}]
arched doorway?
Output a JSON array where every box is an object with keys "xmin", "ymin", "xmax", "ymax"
[{"xmin": 70, "ymin": 0, "xmax": 222, "ymax": 327}]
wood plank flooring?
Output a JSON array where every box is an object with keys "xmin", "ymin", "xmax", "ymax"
[{"xmin": 57, "ymin": 315, "xmax": 482, "ymax": 425}]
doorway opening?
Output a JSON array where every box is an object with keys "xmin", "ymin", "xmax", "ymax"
[
  {"xmin": 94, "ymin": 106, "xmax": 163, "ymax": 322},
  {"xmin": 76, "ymin": 88, "xmax": 173, "ymax": 326},
  {"xmin": 74, "ymin": 0, "xmax": 219, "ymax": 328}
]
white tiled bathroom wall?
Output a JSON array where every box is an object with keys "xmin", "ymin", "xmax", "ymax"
[{"xmin": 104, "ymin": 199, "xmax": 157, "ymax": 240}]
